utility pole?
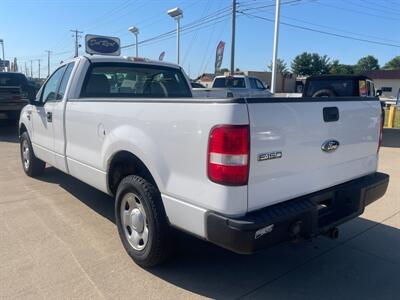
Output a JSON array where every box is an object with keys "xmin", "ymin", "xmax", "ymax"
[
  {"xmin": 45, "ymin": 50, "xmax": 51, "ymax": 77},
  {"xmin": 70, "ymin": 29, "xmax": 83, "ymax": 57},
  {"xmin": 25, "ymin": 62, "xmax": 28, "ymax": 76},
  {"xmin": 230, "ymin": 0, "xmax": 237, "ymax": 74},
  {"xmin": 37, "ymin": 59, "xmax": 41, "ymax": 80},
  {"xmin": 30, "ymin": 60, "xmax": 33, "ymax": 78},
  {"xmin": 270, "ymin": 0, "xmax": 281, "ymax": 94}
]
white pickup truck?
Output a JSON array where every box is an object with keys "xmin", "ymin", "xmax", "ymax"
[
  {"xmin": 19, "ymin": 55, "xmax": 389, "ymax": 267},
  {"xmin": 192, "ymin": 74, "xmax": 273, "ymax": 98}
]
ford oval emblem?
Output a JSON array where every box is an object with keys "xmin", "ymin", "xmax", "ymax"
[
  {"xmin": 321, "ymin": 139, "xmax": 340, "ymax": 152},
  {"xmin": 86, "ymin": 35, "xmax": 120, "ymax": 55}
]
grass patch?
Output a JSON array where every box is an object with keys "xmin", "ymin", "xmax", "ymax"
[{"xmin": 384, "ymin": 107, "xmax": 400, "ymax": 128}]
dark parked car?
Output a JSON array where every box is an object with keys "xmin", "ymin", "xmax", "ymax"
[
  {"xmin": 303, "ymin": 75, "xmax": 376, "ymax": 98},
  {"xmin": 0, "ymin": 72, "xmax": 35, "ymax": 120}
]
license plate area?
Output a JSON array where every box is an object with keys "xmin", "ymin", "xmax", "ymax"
[{"xmin": 311, "ymin": 189, "xmax": 362, "ymax": 229}]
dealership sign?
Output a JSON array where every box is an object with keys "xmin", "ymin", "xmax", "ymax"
[
  {"xmin": 0, "ymin": 60, "xmax": 10, "ymax": 68},
  {"xmin": 85, "ymin": 34, "xmax": 121, "ymax": 56}
]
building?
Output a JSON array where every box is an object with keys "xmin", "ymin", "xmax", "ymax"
[
  {"xmin": 364, "ymin": 69, "xmax": 400, "ymax": 99},
  {"xmin": 195, "ymin": 73, "xmax": 215, "ymax": 88}
]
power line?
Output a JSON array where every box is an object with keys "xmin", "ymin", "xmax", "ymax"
[
  {"xmin": 181, "ymin": 0, "xmax": 212, "ymax": 65},
  {"xmin": 346, "ymin": 0, "xmax": 400, "ymax": 16},
  {"xmin": 247, "ymin": 8, "xmax": 400, "ymax": 44},
  {"xmin": 120, "ymin": 8, "xmax": 232, "ymax": 49},
  {"xmin": 315, "ymin": 1, "xmax": 400, "ymax": 22},
  {"xmin": 239, "ymin": 11, "xmax": 400, "ymax": 48}
]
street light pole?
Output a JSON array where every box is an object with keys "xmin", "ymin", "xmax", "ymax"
[
  {"xmin": 167, "ymin": 7, "xmax": 183, "ymax": 65},
  {"xmin": 230, "ymin": 0, "xmax": 236, "ymax": 74},
  {"xmin": 128, "ymin": 26, "xmax": 139, "ymax": 57},
  {"xmin": 176, "ymin": 16, "xmax": 181, "ymax": 65},
  {"xmin": 270, "ymin": 0, "xmax": 281, "ymax": 94}
]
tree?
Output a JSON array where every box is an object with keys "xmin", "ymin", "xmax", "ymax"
[
  {"xmin": 291, "ymin": 52, "xmax": 331, "ymax": 76},
  {"xmin": 268, "ymin": 58, "xmax": 288, "ymax": 74},
  {"xmin": 383, "ymin": 56, "xmax": 400, "ymax": 70},
  {"xmin": 216, "ymin": 68, "xmax": 230, "ymax": 75},
  {"xmin": 355, "ymin": 55, "xmax": 379, "ymax": 73},
  {"xmin": 329, "ymin": 60, "xmax": 355, "ymax": 75}
]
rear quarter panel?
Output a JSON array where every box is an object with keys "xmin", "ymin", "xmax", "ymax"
[{"xmin": 65, "ymin": 99, "xmax": 249, "ymax": 216}]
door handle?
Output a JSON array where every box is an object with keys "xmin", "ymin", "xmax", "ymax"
[{"xmin": 46, "ymin": 112, "xmax": 53, "ymax": 122}]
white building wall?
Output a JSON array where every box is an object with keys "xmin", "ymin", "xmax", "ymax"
[{"xmin": 374, "ymin": 79, "xmax": 400, "ymax": 99}]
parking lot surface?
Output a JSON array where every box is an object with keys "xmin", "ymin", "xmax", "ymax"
[{"xmin": 1, "ymin": 121, "xmax": 399, "ymax": 300}]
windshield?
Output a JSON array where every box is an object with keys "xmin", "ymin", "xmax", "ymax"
[
  {"xmin": 213, "ymin": 77, "xmax": 246, "ymax": 88},
  {"xmin": 0, "ymin": 73, "xmax": 28, "ymax": 91}
]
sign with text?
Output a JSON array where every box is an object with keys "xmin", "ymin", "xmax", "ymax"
[
  {"xmin": 0, "ymin": 60, "xmax": 10, "ymax": 68},
  {"xmin": 85, "ymin": 34, "xmax": 121, "ymax": 56}
]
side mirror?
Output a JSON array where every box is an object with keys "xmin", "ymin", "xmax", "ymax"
[{"xmin": 376, "ymin": 90, "xmax": 382, "ymax": 97}]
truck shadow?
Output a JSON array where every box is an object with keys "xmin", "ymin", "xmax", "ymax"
[
  {"xmin": 37, "ymin": 167, "xmax": 400, "ymax": 299},
  {"xmin": 382, "ymin": 128, "xmax": 400, "ymax": 147},
  {"xmin": 0, "ymin": 120, "xmax": 19, "ymax": 143}
]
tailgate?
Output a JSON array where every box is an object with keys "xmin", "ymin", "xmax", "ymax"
[{"xmin": 247, "ymin": 98, "xmax": 381, "ymax": 212}]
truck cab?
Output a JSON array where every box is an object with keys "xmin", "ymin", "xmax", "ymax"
[{"xmin": 302, "ymin": 75, "xmax": 376, "ymax": 98}]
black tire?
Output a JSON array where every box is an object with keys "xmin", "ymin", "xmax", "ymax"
[
  {"xmin": 20, "ymin": 132, "xmax": 45, "ymax": 177},
  {"xmin": 115, "ymin": 175, "xmax": 172, "ymax": 267},
  {"xmin": 312, "ymin": 89, "xmax": 337, "ymax": 97}
]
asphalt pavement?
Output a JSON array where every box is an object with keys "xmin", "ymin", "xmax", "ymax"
[{"xmin": 0, "ymin": 120, "xmax": 399, "ymax": 299}]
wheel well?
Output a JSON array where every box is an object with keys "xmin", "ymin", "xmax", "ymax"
[
  {"xmin": 19, "ymin": 123, "xmax": 27, "ymax": 137},
  {"xmin": 107, "ymin": 151, "xmax": 157, "ymax": 195}
]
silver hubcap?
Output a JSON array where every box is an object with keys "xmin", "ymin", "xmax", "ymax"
[
  {"xmin": 121, "ymin": 192, "xmax": 149, "ymax": 251},
  {"xmin": 22, "ymin": 140, "xmax": 30, "ymax": 170}
]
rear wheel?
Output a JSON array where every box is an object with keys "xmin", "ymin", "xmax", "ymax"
[
  {"xmin": 20, "ymin": 132, "xmax": 45, "ymax": 177},
  {"xmin": 115, "ymin": 175, "xmax": 172, "ymax": 267}
]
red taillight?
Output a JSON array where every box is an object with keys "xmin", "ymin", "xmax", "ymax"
[{"xmin": 207, "ymin": 125, "xmax": 249, "ymax": 186}]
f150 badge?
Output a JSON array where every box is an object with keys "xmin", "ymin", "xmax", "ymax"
[
  {"xmin": 321, "ymin": 139, "xmax": 340, "ymax": 152},
  {"xmin": 258, "ymin": 151, "xmax": 282, "ymax": 161}
]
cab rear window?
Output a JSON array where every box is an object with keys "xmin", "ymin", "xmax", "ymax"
[
  {"xmin": 305, "ymin": 79, "xmax": 354, "ymax": 97},
  {"xmin": 80, "ymin": 63, "xmax": 191, "ymax": 98},
  {"xmin": 213, "ymin": 77, "xmax": 245, "ymax": 88}
]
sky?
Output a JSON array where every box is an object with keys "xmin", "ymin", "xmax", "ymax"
[{"xmin": 1, "ymin": 0, "xmax": 399, "ymax": 78}]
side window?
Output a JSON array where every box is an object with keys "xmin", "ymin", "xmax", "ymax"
[
  {"xmin": 41, "ymin": 66, "xmax": 66, "ymax": 103},
  {"xmin": 57, "ymin": 63, "xmax": 75, "ymax": 100},
  {"xmin": 255, "ymin": 79, "xmax": 265, "ymax": 89},
  {"xmin": 249, "ymin": 78, "xmax": 257, "ymax": 89}
]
